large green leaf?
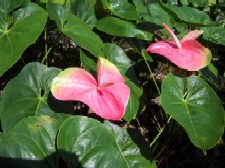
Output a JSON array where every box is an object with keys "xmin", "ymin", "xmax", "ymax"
[
  {"xmin": 97, "ymin": 16, "xmax": 152, "ymax": 40},
  {"xmin": 0, "ymin": 2, "xmax": 47, "ymax": 77},
  {"xmin": 101, "ymin": 0, "xmax": 140, "ymax": 20},
  {"xmin": 0, "ymin": 62, "xmax": 74, "ymax": 132},
  {"xmin": 161, "ymin": 73, "xmax": 224, "ymax": 149},
  {"xmin": 57, "ymin": 116, "xmax": 155, "ymax": 167},
  {"xmin": 47, "ymin": 0, "xmax": 103, "ymax": 56},
  {"xmin": 104, "ymin": 121, "xmax": 157, "ymax": 168},
  {"xmin": 0, "ymin": 115, "xmax": 59, "ymax": 168}
]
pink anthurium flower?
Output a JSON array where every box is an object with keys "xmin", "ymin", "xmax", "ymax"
[
  {"xmin": 51, "ymin": 57, "xmax": 130, "ymax": 120},
  {"xmin": 147, "ymin": 23, "xmax": 212, "ymax": 71}
]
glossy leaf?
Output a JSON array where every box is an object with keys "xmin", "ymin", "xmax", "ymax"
[
  {"xmin": 202, "ymin": 26, "xmax": 225, "ymax": 46},
  {"xmin": 47, "ymin": 0, "xmax": 103, "ymax": 56},
  {"xmin": 0, "ymin": 63, "xmax": 74, "ymax": 132},
  {"xmin": 71, "ymin": 0, "xmax": 97, "ymax": 27},
  {"xmin": 97, "ymin": 16, "xmax": 152, "ymax": 40},
  {"xmin": 161, "ymin": 73, "xmax": 225, "ymax": 149},
  {"xmin": 80, "ymin": 50, "xmax": 97, "ymax": 73},
  {"xmin": 51, "ymin": 57, "xmax": 130, "ymax": 120},
  {"xmin": 133, "ymin": 0, "xmax": 172, "ymax": 27},
  {"xmin": 57, "ymin": 116, "xmax": 155, "ymax": 167},
  {"xmin": 0, "ymin": 2, "xmax": 47, "ymax": 76},
  {"xmin": 104, "ymin": 121, "xmax": 157, "ymax": 168},
  {"xmin": 103, "ymin": 43, "xmax": 132, "ymax": 74},
  {"xmin": 0, "ymin": 115, "xmax": 59, "ymax": 168},
  {"xmin": 0, "ymin": 0, "xmax": 23, "ymax": 14},
  {"xmin": 123, "ymin": 78, "xmax": 143, "ymax": 122},
  {"xmin": 161, "ymin": 3, "xmax": 212, "ymax": 25},
  {"xmin": 101, "ymin": 0, "xmax": 140, "ymax": 20}
]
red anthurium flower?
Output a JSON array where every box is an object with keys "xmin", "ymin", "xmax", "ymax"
[
  {"xmin": 147, "ymin": 23, "xmax": 212, "ymax": 71},
  {"xmin": 51, "ymin": 57, "xmax": 130, "ymax": 120}
]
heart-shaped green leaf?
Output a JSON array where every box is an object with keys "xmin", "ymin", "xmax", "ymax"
[
  {"xmin": 97, "ymin": 17, "xmax": 152, "ymax": 40},
  {"xmin": 0, "ymin": 2, "xmax": 47, "ymax": 77},
  {"xmin": 0, "ymin": 62, "xmax": 74, "ymax": 132},
  {"xmin": 161, "ymin": 73, "xmax": 224, "ymax": 149},
  {"xmin": 0, "ymin": 115, "xmax": 59, "ymax": 168},
  {"xmin": 47, "ymin": 0, "xmax": 103, "ymax": 56},
  {"xmin": 57, "ymin": 116, "xmax": 155, "ymax": 167},
  {"xmin": 101, "ymin": 0, "xmax": 140, "ymax": 20}
]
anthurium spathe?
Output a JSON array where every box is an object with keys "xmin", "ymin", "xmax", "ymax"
[
  {"xmin": 51, "ymin": 57, "xmax": 130, "ymax": 120},
  {"xmin": 147, "ymin": 23, "xmax": 212, "ymax": 71}
]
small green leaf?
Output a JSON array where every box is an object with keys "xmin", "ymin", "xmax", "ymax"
[
  {"xmin": 97, "ymin": 16, "xmax": 152, "ymax": 40},
  {"xmin": 80, "ymin": 50, "xmax": 97, "ymax": 73},
  {"xmin": 124, "ymin": 78, "xmax": 143, "ymax": 121},
  {"xmin": 202, "ymin": 26, "xmax": 225, "ymax": 46},
  {"xmin": 200, "ymin": 63, "xmax": 219, "ymax": 86},
  {"xmin": 0, "ymin": 63, "xmax": 74, "ymax": 132},
  {"xmin": 71, "ymin": 0, "xmax": 97, "ymax": 27},
  {"xmin": 161, "ymin": 3, "xmax": 212, "ymax": 25},
  {"xmin": 57, "ymin": 116, "xmax": 154, "ymax": 167},
  {"xmin": 133, "ymin": 0, "xmax": 172, "ymax": 27},
  {"xmin": 0, "ymin": 115, "xmax": 59, "ymax": 168},
  {"xmin": 101, "ymin": 0, "xmax": 140, "ymax": 20},
  {"xmin": 161, "ymin": 73, "xmax": 224, "ymax": 149},
  {"xmin": 103, "ymin": 43, "xmax": 132, "ymax": 74},
  {"xmin": 47, "ymin": 0, "xmax": 103, "ymax": 56},
  {"xmin": 0, "ymin": 2, "xmax": 47, "ymax": 76}
]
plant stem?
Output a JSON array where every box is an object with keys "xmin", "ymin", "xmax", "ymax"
[
  {"xmin": 150, "ymin": 116, "xmax": 172, "ymax": 148},
  {"xmin": 41, "ymin": 28, "xmax": 52, "ymax": 65},
  {"xmin": 142, "ymin": 50, "xmax": 161, "ymax": 95}
]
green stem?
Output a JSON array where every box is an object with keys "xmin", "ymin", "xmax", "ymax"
[
  {"xmin": 150, "ymin": 116, "xmax": 172, "ymax": 148},
  {"xmin": 141, "ymin": 50, "xmax": 161, "ymax": 95},
  {"xmin": 41, "ymin": 29, "xmax": 52, "ymax": 65}
]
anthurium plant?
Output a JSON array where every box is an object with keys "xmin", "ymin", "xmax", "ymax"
[{"xmin": 0, "ymin": 0, "xmax": 225, "ymax": 168}]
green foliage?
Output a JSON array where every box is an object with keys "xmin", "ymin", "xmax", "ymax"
[
  {"xmin": 0, "ymin": 2, "xmax": 47, "ymax": 76},
  {"xmin": 0, "ymin": 115, "xmax": 59, "ymax": 168},
  {"xmin": 101, "ymin": 0, "xmax": 140, "ymax": 20},
  {"xmin": 0, "ymin": 0, "xmax": 225, "ymax": 167},
  {"xmin": 97, "ymin": 16, "xmax": 152, "ymax": 40},
  {"xmin": 58, "ymin": 116, "xmax": 154, "ymax": 167},
  {"xmin": 0, "ymin": 63, "xmax": 62, "ymax": 132},
  {"xmin": 161, "ymin": 73, "xmax": 224, "ymax": 149},
  {"xmin": 47, "ymin": 0, "xmax": 104, "ymax": 56}
]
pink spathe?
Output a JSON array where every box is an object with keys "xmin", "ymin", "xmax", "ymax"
[
  {"xmin": 147, "ymin": 23, "xmax": 211, "ymax": 71},
  {"xmin": 51, "ymin": 57, "xmax": 130, "ymax": 120}
]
